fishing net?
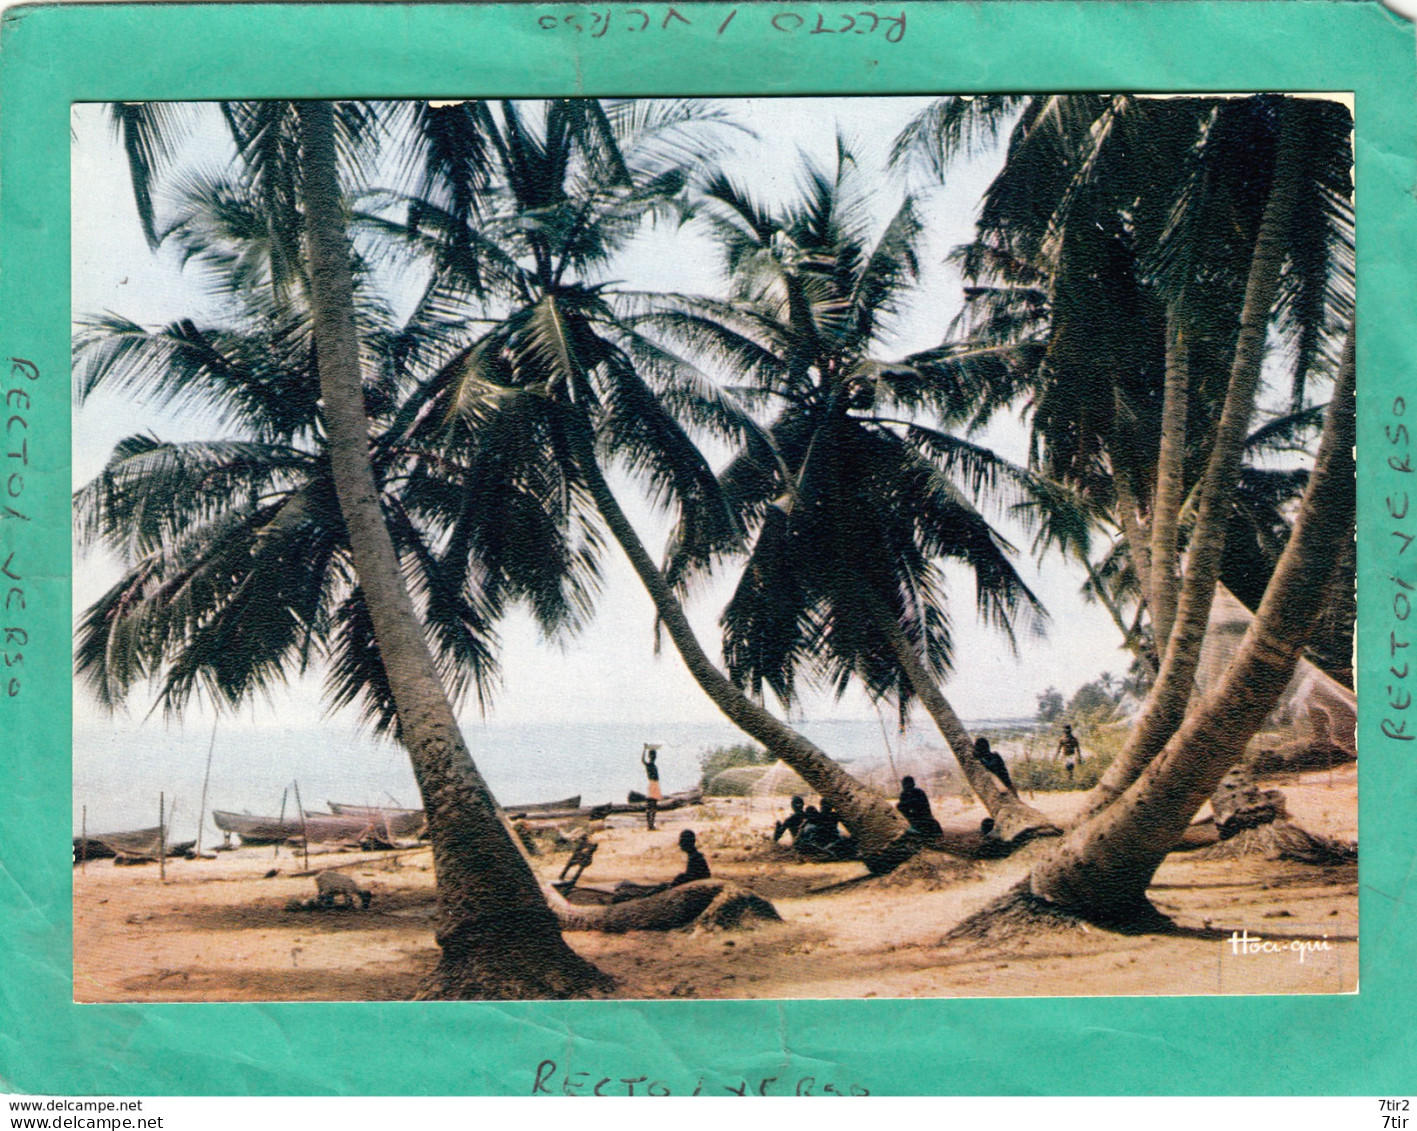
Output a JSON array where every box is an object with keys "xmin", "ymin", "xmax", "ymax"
[
  {"xmin": 724, "ymin": 727, "xmax": 965, "ymax": 802},
  {"xmin": 744, "ymin": 722, "xmax": 974, "ymax": 802},
  {"xmin": 847, "ymin": 734, "xmax": 965, "ymax": 796},
  {"xmin": 744, "ymin": 760, "xmax": 812, "ymax": 797},
  {"xmin": 1193, "ymin": 584, "xmax": 1356, "ymax": 772}
]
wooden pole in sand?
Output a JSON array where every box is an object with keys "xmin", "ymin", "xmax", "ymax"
[
  {"xmin": 275, "ymin": 787, "xmax": 289, "ymax": 859},
  {"xmin": 872, "ymin": 704, "xmax": 899, "ymax": 784},
  {"xmin": 158, "ymin": 792, "xmax": 166, "ymax": 882},
  {"xmin": 81, "ymin": 805, "xmax": 87, "ymax": 872},
  {"xmin": 292, "ymin": 780, "xmax": 310, "ymax": 872},
  {"xmin": 196, "ymin": 716, "xmax": 218, "ymax": 856}
]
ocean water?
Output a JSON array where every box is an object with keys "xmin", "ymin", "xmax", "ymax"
[{"xmin": 72, "ymin": 715, "xmax": 1033, "ymax": 842}]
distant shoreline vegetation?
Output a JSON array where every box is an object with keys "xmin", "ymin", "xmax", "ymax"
[
  {"xmin": 699, "ymin": 716, "xmax": 1114, "ymax": 797},
  {"xmin": 698, "ymin": 743, "xmax": 776, "ymax": 792}
]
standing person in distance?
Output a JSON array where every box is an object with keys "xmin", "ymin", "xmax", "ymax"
[
  {"xmin": 1056, "ymin": 724, "xmax": 1082, "ymax": 782},
  {"xmin": 641, "ymin": 743, "xmax": 662, "ymax": 830}
]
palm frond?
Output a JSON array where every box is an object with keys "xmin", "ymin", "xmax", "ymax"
[
  {"xmin": 848, "ymin": 196, "xmax": 921, "ymax": 347},
  {"xmin": 892, "ymin": 94, "xmax": 1027, "ymax": 176},
  {"xmin": 1271, "ymin": 99, "xmax": 1354, "ymax": 408},
  {"xmin": 603, "ymin": 98, "xmax": 745, "ymax": 184},
  {"xmin": 391, "ymin": 100, "xmax": 499, "ymax": 237},
  {"xmin": 76, "ymin": 482, "xmax": 341, "ymax": 716},
  {"xmin": 1246, "ymin": 402, "xmax": 1328, "ymax": 454},
  {"xmin": 219, "ymin": 101, "xmax": 307, "ymax": 294},
  {"xmin": 107, "ymin": 102, "xmax": 196, "ymax": 246},
  {"xmin": 591, "ymin": 340, "xmax": 743, "ymax": 560},
  {"xmin": 75, "ymin": 434, "xmax": 315, "ymax": 559},
  {"xmin": 74, "ymin": 314, "xmax": 324, "ymax": 443}
]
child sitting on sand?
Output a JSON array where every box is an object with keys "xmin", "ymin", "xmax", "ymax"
[
  {"xmin": 773, "ymin": 796, "xmax": 808, "ymax": 844},
  {"xmin": 896, "ymin": 776, "xmax": 943, "ymax": 840},
  {"xmin": 671, "ymin": 829, "xmax": 711, "ymax": 886},
  {"xmin": 795, "ymin": 801, "xmax": 857, "ymax": 861},
  {"xmin": 973, "ymin": 737, "xmax": 1016, "ymax": 793},
  {"xmin": 611, "ymin": 829, "xmax": 711, "ymax": 902}
]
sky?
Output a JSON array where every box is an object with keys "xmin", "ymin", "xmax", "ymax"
[{"xmin": 70, "ymin": 97, "xmax": 1133, "ymax": 739}]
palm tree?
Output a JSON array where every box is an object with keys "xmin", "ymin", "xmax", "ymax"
[
  {"xmin": 378, "ymin": 101, "xmax": 924, "ymax": 865},
  {"xmin": 74, "ymin": 171, "xmax": 595, "ymax": 724},
  {"xmin": 899, "ymin": 94, "xmax": 1352, "ymax": 790},
  {"xmin": 895, "ymin": 93, "xmax": 1356, "ymax": 922},
  {"xmin": 1038, "ymin": 399, "xmax": 1335, "ymax": 690},
  {"xmin": 86, "ymin": 101, "xmax": 608, "ymax": 997},
  {"xmin": 638, "ymin": 147, "xmax": 1064, "ymax": 842},
  {"xmin": 1029, "ymin": 328, "xmax": 1354, "ymax": 919}
]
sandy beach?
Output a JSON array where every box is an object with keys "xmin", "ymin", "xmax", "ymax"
[{"xmin": 73, "ymin": 764, "xmax": 1356, "ymax": 1002}]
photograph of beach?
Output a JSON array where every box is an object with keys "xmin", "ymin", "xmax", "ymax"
[{"xmin": 71, "ymin": 94, "xmax": 1357, "ymax": 1001}]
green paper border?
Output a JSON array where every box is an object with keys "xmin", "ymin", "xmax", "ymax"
[{"xmin": 2, "ymin": 0, "xmax": 1413, "ymax": 1097}]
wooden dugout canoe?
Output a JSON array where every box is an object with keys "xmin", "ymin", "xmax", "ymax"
[
  {"xmin": 73, "ymin": 827, "xmax": 194, "ymax": 863},
  {"xmin": 212, "ymin": 809, "xmax": 392, "ymax": 845},
  {"xmin": 328, "ymin": 797, "xmax": 582, "ymax": 826}
]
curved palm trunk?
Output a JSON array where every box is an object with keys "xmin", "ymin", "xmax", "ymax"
[
  {"xmin": 1111, "ymin": 463, "xmax": 1154, "ymax": 609},
  {"xmin": 1081, "ymin": 105, "xmax": 1308, "ymax": 821},
  {"xmin": 1031, "ymin": 326, "xmax": 1353, "ymax": 921},
  {"xmin": 548, "ymin": 879, "xmax": 780, "ymax": 933},
  {"xmin": 1082, "ymin": 554, "xmax": 1157, "ymax": 680},
  {"xmin": 563, "ymin": 419, "xmax": 913, "ymax": 870},
  {"xmin": 298, "ymin": 102, "xmax": 605, "ymax": 998},
  {"xmin": 1147, "ymin": 305, "xmax": 1191, "ymax": 650},
  {"xmin": 866, "ymin": 590, "xmax": 1061, "ymax": 843}
]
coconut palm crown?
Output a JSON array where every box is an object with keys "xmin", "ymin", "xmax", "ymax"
[
  {"xmin": 895, "ymin": 93, "xmax": 1354, "ymax": 667},
  {"xmin": 375, "ymin": 100, "xmax": 758, "ymax": 574},
  {"xmin": 639, "ymin": 144, "xmax": 1051, "ymax": 721},
  {"xmin": 73, "ymin": 165, "xmax": 602, "ymax": 733}
]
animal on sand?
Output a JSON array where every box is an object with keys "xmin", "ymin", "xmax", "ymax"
[{"xmin": 315, "ymin": 869, "xmax": 373, "ymax": 909}]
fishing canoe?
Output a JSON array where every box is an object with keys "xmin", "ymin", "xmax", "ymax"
[
  {"xmin": 327, "ymin": 802, "xmax": 417, "ymax": 816},
  {"xmin": 626, "ymin": 787, "xmax": 703, "ymax": 809},
  {"xmin": 330, "ymin": 796, "xmax": 579, "ymax": 819},
  {"xmin": 513, "ymin": 790, "xmax": 703, "ymax": 824},
  {"xmin": 212, "ymin": 809, "xmax": 397, "ymax": 845},
  {"xmin": 503, "ymin": 795, "xmax": 581, "ymax": 817},
  {"xmin": 513, "ymin": 805, "xmax": 611, "ymax": 823},
  {"xmin": 73, "ymin": 827, "xmax": 194, "ymax": 863},
  {"xmin": 323, "ymin": 804, "xmax": 428, "ymax": 837}
]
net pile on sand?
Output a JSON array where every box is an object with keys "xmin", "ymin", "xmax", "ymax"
[
  {"xmin": 746, "ymin": 760, "xmax": 812, "ymax": 797},
  {"xmin": 819, "ymin": 721, "xmax": 973, "ymax": 798},
  {"xmin": 709, "ymin": 728, "xmax": 967, "ymax": 800},
  {"xmin": 1194, "ymin": 585, "xmax": 1356, "ymax": 772},
  {"xmin": 848, "ymin": 746, "xmax": 963, "ymax": 796},
  {"xmin": 708, "ymin": 718, "xmax": 1047, "ymax": 801}
]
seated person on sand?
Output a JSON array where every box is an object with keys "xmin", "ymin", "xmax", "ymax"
[
  {"xmin": 672, "ymin": 829, "xmax": 711, "ymax": 886},
  {"xmin": 973, "ymin": 737, "xmax": 1016, "ymax": 794},
  {"xmin": 611, "ymin": 829, "xmax": 711, "ymax": 902},
  {"xmin": 796, "ymin": 803, "xmax": 822, "ymax": 842},
  {"xmin": 794, "ymin": 800, "xmax": 857, "ymax": 861},
  {"xmin": 896, "ymin": 776, "xmax": 943, "ymax": 840},
  {"xmin": 773, "ymin": 796, "xmax": 808, "ymax": 844},
  {"xmin": 976, "ymin": 817, "xmax": 1011, "ymax": 858}
]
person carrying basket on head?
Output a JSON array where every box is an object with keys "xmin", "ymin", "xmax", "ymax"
[{"xmin": 641, "ymin": 743, "xmax": 663, "ymax": 830}]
